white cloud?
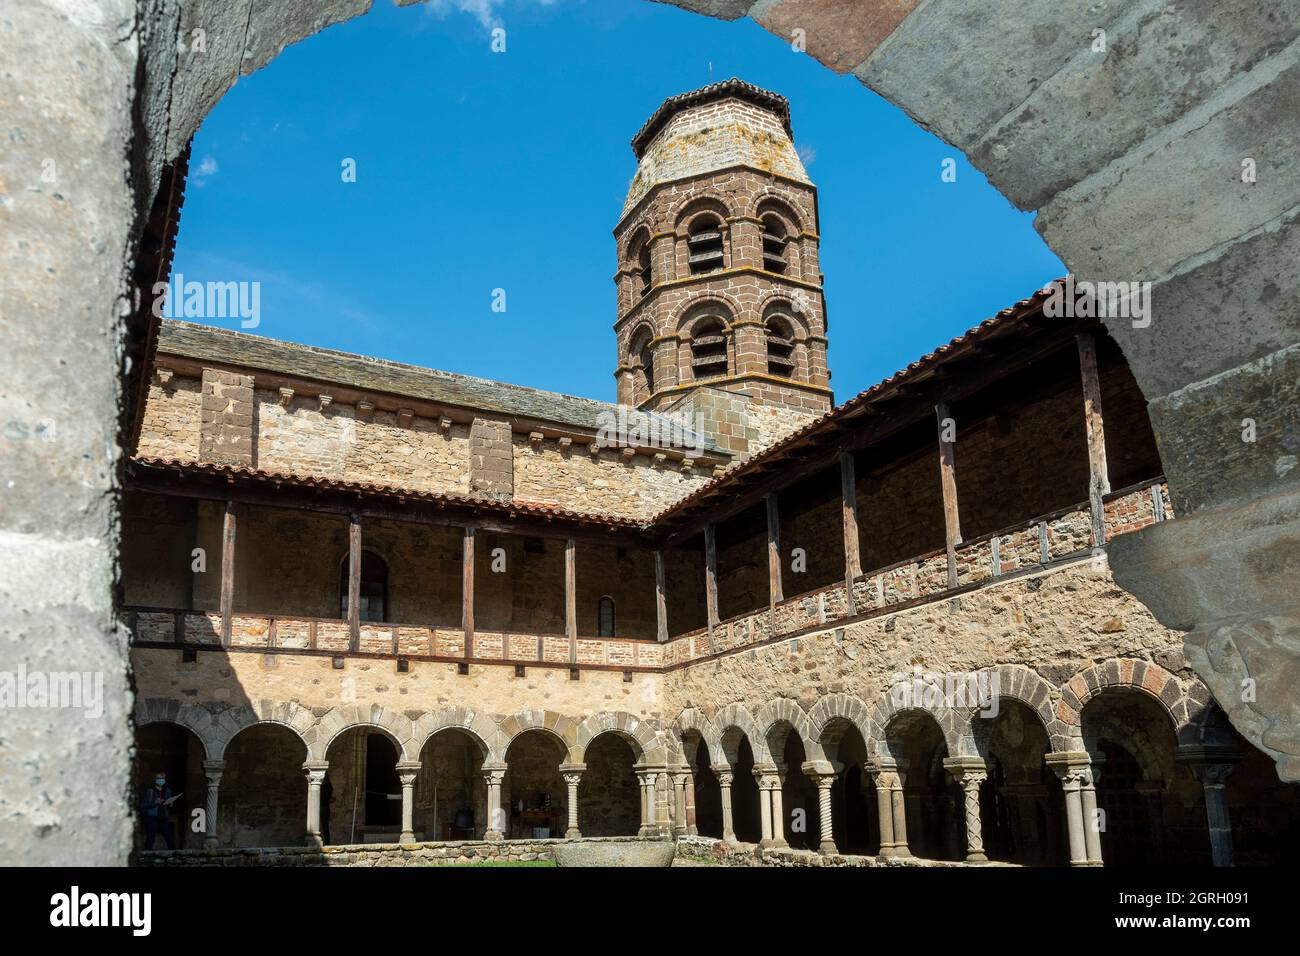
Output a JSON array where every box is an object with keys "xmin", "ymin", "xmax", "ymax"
[
  {"xmin": 421, "ymin": 0, "xmax": 557, "ymax": 30},
  {"xmin": 192, "ymin": 155, "xmax": 219, "ymax": 186},
  {"xmin": 796, "ymin": 143, "xmax": 816, "ymax": 167}
]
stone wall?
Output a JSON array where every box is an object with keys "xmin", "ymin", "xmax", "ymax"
[{"xmin": 135, "ymin": 370, "xmax": 718, "ymax": 521}]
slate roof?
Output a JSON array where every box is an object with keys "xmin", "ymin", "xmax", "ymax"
[
  {"xmin": 155, "ymin": 319, "xmax": 723, "ymax": 454},
  {"xmin": 630, "ymin": 78, "xmax": 794, "ymax": 158}
]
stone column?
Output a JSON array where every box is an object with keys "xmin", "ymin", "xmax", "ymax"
[
  {"xmin": 866, "ymin": 765, "xmax": 896, "ymax": 855},
  {"xmin": 1177, "ymin": 745, "xmax": 1242, "ymax": 867},
  {"xmin": 943, "ymin": 756, "xmax": 988, "ymax": 863},
  {"xmin": 671, "ymin": 769, "xmax": 690, "ymax": 838},
  {"xmin": 770, "ymin": 768, "xmax": 789, "ymax": 848},
  {"xmin": 201, "ymin": 759, "xmax": 224, "ymax": 850},
  {"xmin": 304, "ymin": 762, "xmax": 328, "ymax": 847},
  {"xmin": 560, "ymin": 763, "xmax": 584, "ymax": 840},
  {"xmin": 1047, "ymin": 752, "xmax": 1101, "ymax": 866},
  {"xmin": 482, "ymin": 764, "xmax": 507, "ymax": 841},
  {"xmin": 805, "ymin": 767, "xmax": 838, "ymax": 855},
  {"xmin": 1078, "ymin": 763, "xmax": 1104, "ymax": 865},
  {"xmin": 875, "ymin": 760, "xmax": 912, "ymax": 858},
  {"xmin": 636, "ymin": 769, "xmax": 659, "ymax": 837},
  {"xmin": 755, "ymin": 767, "xmax": 775, "ymax": 846},
  {"xmin": 396, "ymin": 761, "xmax": 420, "ymax": 844},
  {"xmin": 716, "ymin": 768, "xmax": 737, "ymax": 843}
]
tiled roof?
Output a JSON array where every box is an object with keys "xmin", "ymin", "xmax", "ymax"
[
  {"xmin": 156, "ymin": 319, "xmax": 723, "ymax": 455},
  {"xmin": 630, "ymin": 77, "xmax": 794, "ymax": 158},
  {"xmin": 129, "ymin": 456, "xmax": 647, "ymax": 530}
]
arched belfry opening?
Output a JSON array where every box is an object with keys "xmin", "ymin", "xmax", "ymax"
[{"xmin": 613, "ymin": 78, "xmax": 834, "ymax": 428}]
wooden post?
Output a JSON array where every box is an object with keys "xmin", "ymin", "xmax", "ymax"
[
  {"xmin": 765, "ymin": 494, "xmax": 783, "ymax": 606},
  {"xmin": 839, "ymin": 452, "xmax": 862, "ymax": 592},
  {"xmin": 935, "ymin": 401, "xmax": 962, "ymax": 589},
  {"xmin": 461, "ymin": 526, "xmax": 475, "ymax": 658},
  {"xmin": 347, "ymin": 514, "xmax": 361, "ymax": 651},
  {"xmin": 219, "ymin": 501, "xmax": 237, "ymax": 646},
  {"xmin": 1076, "ymin": 333, "xmax": 1111, "ymax": 547},
  {"xmin": 703, "ymin": 525, "xmax": 719, "ymax": 634},
  {"xmin": 654, "ymin": 549, "xmax": 669, "ymax": 643},
  {"xmin": 565, "ymin": 538, "xmax": 577, "ymax": 663}
]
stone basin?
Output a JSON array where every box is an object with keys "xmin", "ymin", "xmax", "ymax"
[{"xmin": 550, "ymin": 840, "xmax": 676, "ymax": 867}]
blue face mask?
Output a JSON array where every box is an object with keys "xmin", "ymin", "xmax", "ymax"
[{"xmin": 155, "ymin": 778, "xmax": 165, "ymax": 787}]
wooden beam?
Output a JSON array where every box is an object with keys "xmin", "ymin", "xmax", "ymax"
[
  {"xmin": 1076, "ymin": 332, "xmax": 1111, "ymax": 547},
  {"xmin": 654, "ymin": 550, "xmax": 669, "ymax": 643},
  {"xmin": 765, "ymin": 493, "xmax": 783, "ymax": 606},
  {"xmin": 219, "ymin": 501, "xmax": 237, "ymax": 646},
  {"xmin": 704, "ymin": 525, "xmax": 719, "ymax": 634},
  {"xmin": 839, "ymin": 452, "xmax": 862, "ymax": 589},
  {"xmin": 935, "ymin": 401, "xmax": 962, "ymax": 589},
  {"xmin": 565, "ymin": 538, "xmax": 577, "ymax": 663},
  {"xmin": 462, "ymin": 526, "xmax": 475, "ymax": 658},
  {"xmin": 348, "ymin": 514, "xmax": 362, "ymax": 651}
]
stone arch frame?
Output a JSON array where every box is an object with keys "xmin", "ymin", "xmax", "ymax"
[
  {"xmin": 575, "ymin": 711, "xmax": 667, "ymax": 765},
  {"xmin": 749, "ymin": 191, "xmax": 810, "ymax": 234},
  {"xmin": 1058, "ymin": 659, "xmax": 1187, "ymax": 749},
  {"xmin": 869, "ymin": 688, "xmax": 963, "ymax": 761},
  {"xmin": 713, "ymin": 702, "xmax": 769, "ymax": 767},
  {"xmin": 754, "ymin": 697, "xmax": 825, "ymax": 764},
  {"xmin": 808, "ymin": 693, "xmax": 878, "ymax": 763},
  {"xmin": 411, "ymin": 707, "xmax": 506, "ymax": 764},
  {"xmin": 673, "ymin": 291, "xmax": 743, "ymax": 336},
  {"xmin": 671, "ymin": 707, "xmax": 723, "ymax": 767},
  {"xmin": 497, "ymin": 709, "xmax": 582, "ymax": 763},
  {"xmin": 210, "ymin": 699, "xmax": 316, "ymax": 761},
  {"xmin": 672, "ymin": 194, "xmax": 735, "ymax": 234},
  {"xmin": 134, "ymin": 697, "xmax": 222, "ymax": 761},
  {"xmin": 309, "ymin": 704, "xmax": 415, "ymax": 763},
  {"xmin": 947, "ymin": 666, "xmax": 1066, "ymax": 757}
]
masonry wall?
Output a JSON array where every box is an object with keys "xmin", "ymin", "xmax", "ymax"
[{"xmin": 135, "ymin": 370, "xmax": 718, "ymax": 522}]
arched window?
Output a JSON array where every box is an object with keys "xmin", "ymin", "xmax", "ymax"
[
  {"xmin": 765, "ymin": 314, "xmax": 796, "ymax": 378},
  {"xmin": 761, "ymin": 214, "xmax": 789, "ymax": 275},
  {"xmin": 339, "ymin": 549, "xmax": 388, "ymax": 622},
  {"xmin": 690, "ymin": 315, "xmax": 729, "ymax": 380},
  {"xmin": 597, "ymin": 596, "xmax": 616, "ymax": 637},
  {"xmin": 687, "ymin": 215, "xmax": 725, "ymax": 275},
  {"xmin": 637, "ymin": 242, "xmax": 652, "ymax": 295},
  {"xmin": 628, "ymin": 327, "xmax": 655, "ymax": 402}
]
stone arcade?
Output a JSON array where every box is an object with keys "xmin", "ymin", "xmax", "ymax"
[{"xmin": 122, "ymin": 81, "xmax": 1298, "ymax": 866}]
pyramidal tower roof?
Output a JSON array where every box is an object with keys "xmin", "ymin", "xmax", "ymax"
[{"xmin": 621, "ymin": 78, "xmax": 810, "ymax": 220}]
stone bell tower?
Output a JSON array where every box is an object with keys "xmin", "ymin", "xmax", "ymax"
[{"xmin": 612, "ymin": 78, "xmax": 833, "ymax": 444}]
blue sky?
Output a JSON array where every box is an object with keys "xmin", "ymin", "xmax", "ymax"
[{"xmin": 172, "ymin": 0, "xmax": 1063, "ymax": 404}]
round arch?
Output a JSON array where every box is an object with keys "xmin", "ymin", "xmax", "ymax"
[{"xmin": 310, "ymin": 705, "xmax": 414, "ymax": 763}]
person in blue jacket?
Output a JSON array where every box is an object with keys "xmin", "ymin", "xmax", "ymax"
[{"xmin": 140, "ymin": 770, "xmax": 178, "ymax": 850}]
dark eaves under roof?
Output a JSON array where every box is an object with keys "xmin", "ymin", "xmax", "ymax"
[
  {"xmin": 648, "ymin": 279, "xmax": 1072, "ymax": 525},
  {"xmin": 630, "ymin": 77, "xmax": 794, "ymax": 159},
  {"xmin": 156, "ymin": 319, "xmax": 723, "ymax": 455}
]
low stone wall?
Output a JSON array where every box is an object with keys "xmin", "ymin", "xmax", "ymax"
[
  {"xmin": 672, "ymin": 836, "xmax": 976, "ymax": 868},
  {"xmin": 136, "ymin": 836, "xmax": 665, "ymax": 867}
]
